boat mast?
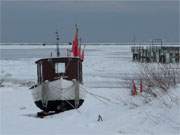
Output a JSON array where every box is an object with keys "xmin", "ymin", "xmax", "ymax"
[
  {"xmin": 75, "ymin": 24, "xmax": 80, "ymax": 108},
  {"xmin": 55, "ymin": 30, "xmax": 60, "ymax": 57}
]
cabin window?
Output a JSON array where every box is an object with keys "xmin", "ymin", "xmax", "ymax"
[{"xmin": 55, "ymin": 63, "xmax": 65, "ymax": 73}]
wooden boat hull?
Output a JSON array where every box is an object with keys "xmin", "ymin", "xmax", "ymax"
[
  {"xmin": 31, "ymin": 78, "xmax": 85, "ymax": 111},
  {"xmin": 34, "ymin": 99, "xmax": 84, "ymax": 112}
]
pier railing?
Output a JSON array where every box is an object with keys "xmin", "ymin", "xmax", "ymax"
[{"xmin": 131, "ymin": 46, "xmax": 180, "ymax": 63}]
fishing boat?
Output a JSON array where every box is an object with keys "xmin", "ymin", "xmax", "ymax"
[{"xmin": 30, "ymin": 25, "xmax": 85, "ymax": 117}]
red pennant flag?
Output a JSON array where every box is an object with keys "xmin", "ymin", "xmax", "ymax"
[
  {"xmin": 72, "ymin": 25, "xmax": 85, "ymax": 61},
  {"xmin": 72, "ymin": 26, "xmax": 79, "ymax": 57}
]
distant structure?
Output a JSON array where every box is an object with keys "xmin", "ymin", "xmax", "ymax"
[
  {"xmin": 55, "ymin": 30, "xmax": 60, "ymax": 57},
  {"xmin": 131, "ymin": 39, "xmax": 180, "ymax": 63},
  {"xmin": 151, "ymin": 39, "xmax": 163, "ymax": 46}
]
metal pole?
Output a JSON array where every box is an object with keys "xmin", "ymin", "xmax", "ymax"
[
  {"xmin": 75, "ymin": 78, "xmax": 79, "ymax": 109},
  {"xmin": 75, "ymin": 58, "xmax": 80, "ymax": 108},
  {"xmin": 56, "ymin": 31, "xmax": 60, "ymax": 57},
  {"xmin": 75, "ymin": 25, "xmax": 80, "ymax": 108}
]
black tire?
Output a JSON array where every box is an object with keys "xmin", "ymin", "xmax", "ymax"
[{"xmin": 55, "ymin": 104, "xmax": 62, "ymax": 113}]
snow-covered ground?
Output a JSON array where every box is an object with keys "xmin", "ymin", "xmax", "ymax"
[{"xmin": 0, "ymin": 45, "xmax": 180, "ymax": 135}]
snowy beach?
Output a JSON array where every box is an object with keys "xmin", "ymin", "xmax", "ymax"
[{"xmin": 1, "ymin": 45, "xmax": 180, "ymax": 135}]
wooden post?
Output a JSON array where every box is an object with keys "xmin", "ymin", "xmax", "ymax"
[
  {"xmin": 75, "ymin": 58, "xmax": 80, "ymax": 109},
  {"xmin": 75, "ymin": 80, "xmax": 79, "ymax": 109},
  {"xmin": 140, "ymin": 80, "xmax": 143, "ymax": 93},
  {"xmin": 132, "ymin": 80, "xmax": 137, "ymax": 96},
  {"xmin": 41, "ymin": 80, "xmax": 49, "ymax": 108}
]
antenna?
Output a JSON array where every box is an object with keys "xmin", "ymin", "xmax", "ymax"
[
  {"xmin": 79, "ymin": 37, "xmax": 82, "ymax": 51},
  {"xmin": 133, "ymin": 34, "xmax": 136, "ymax": 46},
  {"xmin": 74, "ymin": 24, "xmax": 80, "ymax": 108},
  {"xmin": 55, "ymin": 30, "xmax": 60, "ymax": 57},
  {"xmin": 75, "ymin": 24, "xmax": 78, "ymax": 33}
]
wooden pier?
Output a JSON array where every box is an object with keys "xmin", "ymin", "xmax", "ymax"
[{"xmin": 131, "ymin": 46, "xmax": 180, "ymax": 63}]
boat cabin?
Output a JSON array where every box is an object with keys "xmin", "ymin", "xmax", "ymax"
[{"xmin": 35, "ymin": 57, "xmax": 83, "ymax": 84}]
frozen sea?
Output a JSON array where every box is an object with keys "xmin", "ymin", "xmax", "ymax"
[
  {"xmin": 0, "ymin": 45, "xmax": 136, "ymax": 88},
  {"xmin": 0, "ymin": 44, "xmax": 180, "ymax": 135}
]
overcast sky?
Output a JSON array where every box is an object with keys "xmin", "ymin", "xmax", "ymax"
[{"xmin": 1, "ymin": 0, "xmax": 179, "ymax": 43}]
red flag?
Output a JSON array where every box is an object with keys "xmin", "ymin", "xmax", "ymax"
[
  {"xmin": 72, "ymin": 27, "xmax": 79, "ymax": 57},
  {"xmin": 80, "ymin": 44, "xmax": 86, "ymax": 61},
  {"xmin": 72, "ymin": 25, "xmax": 85, "ymax": 61}
]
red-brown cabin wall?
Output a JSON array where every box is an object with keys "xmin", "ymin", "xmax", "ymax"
[{"xmin": 42, "ymin": 61, "xmax": 55, "ymax": 81}]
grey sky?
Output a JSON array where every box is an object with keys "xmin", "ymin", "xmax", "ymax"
[{"xmin": 1, "ymin": 0, "xmax": 179, "ymax": 43}]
